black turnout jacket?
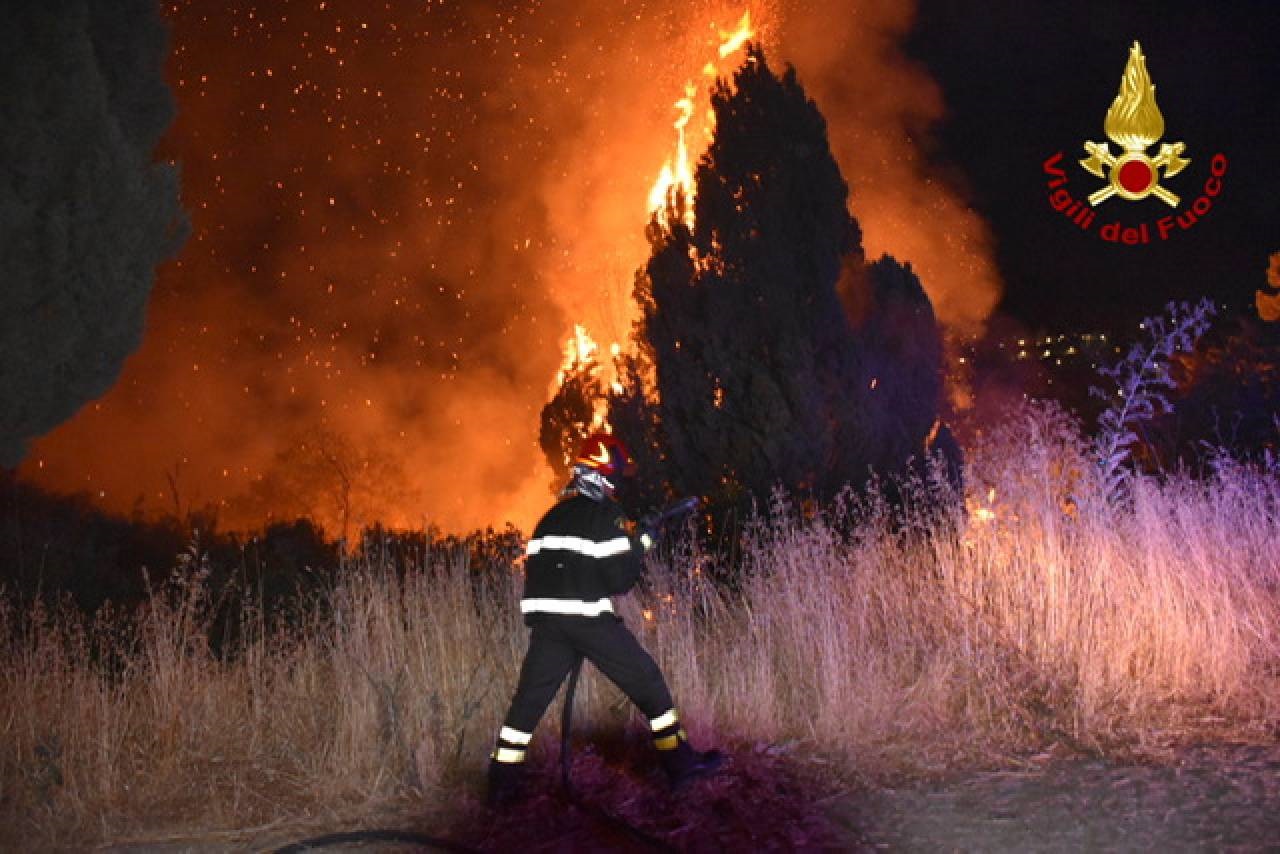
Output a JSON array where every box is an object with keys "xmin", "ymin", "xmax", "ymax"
[{"xmin": 520, "ymin": 492, "xmax": 647, "ymax": 624}]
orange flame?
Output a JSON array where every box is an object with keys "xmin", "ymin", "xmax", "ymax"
[
  {"xmin": 557, "ymin": 323, "xmax": 598, "ymax": 382},
  {"xmin": 1255, "ymin": 252, "xmax": 1280, "ymax": 323},
  {"xmin": 717, "ymin": 10, "xmax": 754, "ymax": 58},
  {"xmin": 555, "ymin": 323, "xmax": 616, "ymax": 431},
  {"xmin": 646, "ymin": 83, "xmax": 698, "ymax": 227},
  {"xmin": 563, "ymin": 11, "xmax": 760, "ymax": 454},
  {"xmin": 647, "ymin": 10, "xmax": 756, "ymax": 229},
  {"xmin": 970, "ymin": 487, "xmax": 998, "ymax": 523}
]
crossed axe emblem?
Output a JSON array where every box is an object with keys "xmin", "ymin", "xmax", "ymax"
[{"xmin": 1080, "ymin": 140, "xmax": 1190, "ymax": 207}]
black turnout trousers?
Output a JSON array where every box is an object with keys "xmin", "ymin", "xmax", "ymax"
[{"xmin": 502, "ymin": 616, "xmax": 674, "ymax": 734}]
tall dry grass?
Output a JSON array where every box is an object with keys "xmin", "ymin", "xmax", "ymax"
[{"xmin": 3, "ymin": 402, "xmax": 1280, "ymax": 846}]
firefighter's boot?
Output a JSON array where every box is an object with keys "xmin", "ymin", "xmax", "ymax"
[
  {"xmin": 486, "ymin": 757, "xmax": 527, "ymax": 809},
  {"xmin": 659, "ymin": 739, "xmax": 725, "ymax": 789}
]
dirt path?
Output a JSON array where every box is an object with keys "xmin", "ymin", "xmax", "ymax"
[
  {"xmin": 86, "ymin": 743, "xmax": 1280, "ymax": 852},
  {"xmin": 836, "ymin": 744, "xmax": 1280, "ymax": 852}
]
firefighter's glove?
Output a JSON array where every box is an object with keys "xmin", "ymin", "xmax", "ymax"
[{"xmin": 638, "ymin": 515, "xmax": 662, "ymax": 552}]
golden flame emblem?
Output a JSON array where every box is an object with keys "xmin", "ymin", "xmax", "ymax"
[{"xmin": 1080, "ymin": 42, "xmax": 1189, "ymax": 207}]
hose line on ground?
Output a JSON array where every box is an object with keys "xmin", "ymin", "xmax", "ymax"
[
  {"xmin": 558, "ymin": 654, "xmax": 675, "ymax": 852},
  {"xmin": 273, "ymin": 828, "xmax": 476, "ymax": 853},
  {"xmin": 275, "ymin": 655, "xmax": 674, "ymax": 853}
]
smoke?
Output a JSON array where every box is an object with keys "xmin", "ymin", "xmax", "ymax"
[
  {"xmin": 23, "ymin": 0, "xmax": 998, "ymax": 535},
  {"xmin": 777, "ymin": 0, "xmax": 1000, "ymax": 331}
]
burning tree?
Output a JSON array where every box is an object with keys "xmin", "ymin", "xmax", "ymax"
[
  {"xmin": 543, "ymin": 45, "xmax": 951, "ymax": 515},
  {"xmin": 638, "ymin": 45, "xmax": 865, "ymax": 504},
  {"xmin": 635, "ymin": 44, "xmax": 950, "ymax": 509},
  {"xmin": 539, "ymin": 328, "xmax": 671, "ymax": 510},
  {"xmin": 539, "ymin": 328, "xmax": 605, "ymax": 489}
]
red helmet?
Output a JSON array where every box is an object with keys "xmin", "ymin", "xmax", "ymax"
[{"xmin": 574, "ymin": 433, "xmax": 637, "ymax": 481}]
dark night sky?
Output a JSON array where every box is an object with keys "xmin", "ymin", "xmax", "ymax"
[{"xmin": 908, "ymin": 0, "xmax": 1280, "ymax": 332}]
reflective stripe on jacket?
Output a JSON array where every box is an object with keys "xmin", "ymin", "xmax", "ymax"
[{"xmin": 520, "ymin": 492, "xmax": 645, "ymax": 623}]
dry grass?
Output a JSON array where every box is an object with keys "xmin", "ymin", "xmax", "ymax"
[{"xmin": 3, "ymin": 404, "xmax": 1279, "ymax": 847}]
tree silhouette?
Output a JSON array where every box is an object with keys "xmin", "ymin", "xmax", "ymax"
[
  {"xmin": 848, "ymin": 255, "xmax": 945, "ymax": 476},
  {"xmin": 237, "ymin": 427, "xmax": 410, "ymax": 544},
  {"xmin": 635, "ymin": 45, "xmax": 945, "ymax": 509},
  {"xmin": 0, "ymin": 1, "xmax": 188, "ymax": 467},
  {"xmin": 640, "ymin": 48, "xmax": 848, "ymax": 503},
  {"xmin": 604, "ymin": 348, "xmax": 672, "ymax": 513},
  {"xmin": 538, "ymin": 356, "xmax": 602, "ymax": 490}
]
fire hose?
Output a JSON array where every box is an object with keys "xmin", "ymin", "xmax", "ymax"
[
  {"xmin": 556, "ymin": 497, "xmax": 701, "ymax": 851},
  {"xmin": 644, "ymin": 496, "xmax": 702, "ymax": 536},
  {"xmin": 557, "ymin": 654, "xmax": 674, "ymax": 851}
]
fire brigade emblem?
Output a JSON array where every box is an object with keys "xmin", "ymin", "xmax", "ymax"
[{"xmin": 1080, "ymin": 41, "xmax": 1189, "ymax": 207}]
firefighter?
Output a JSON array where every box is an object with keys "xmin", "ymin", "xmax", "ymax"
[{"xmin": 486, "ymin": 433, "xmax": 723, "ymax": 808}]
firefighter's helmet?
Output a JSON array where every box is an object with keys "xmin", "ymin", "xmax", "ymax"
[{"xmin": 574, "ymin": 433, "xmax": 637, "ymax": 483}]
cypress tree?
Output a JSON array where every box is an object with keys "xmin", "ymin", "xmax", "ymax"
[
  {"xmin": 637, "ymin": 45, "xmax": 929, "ymax": 508},
  {"xmin": 582, "ymin": 45, "xmax": 951, "ymax": 517}
]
